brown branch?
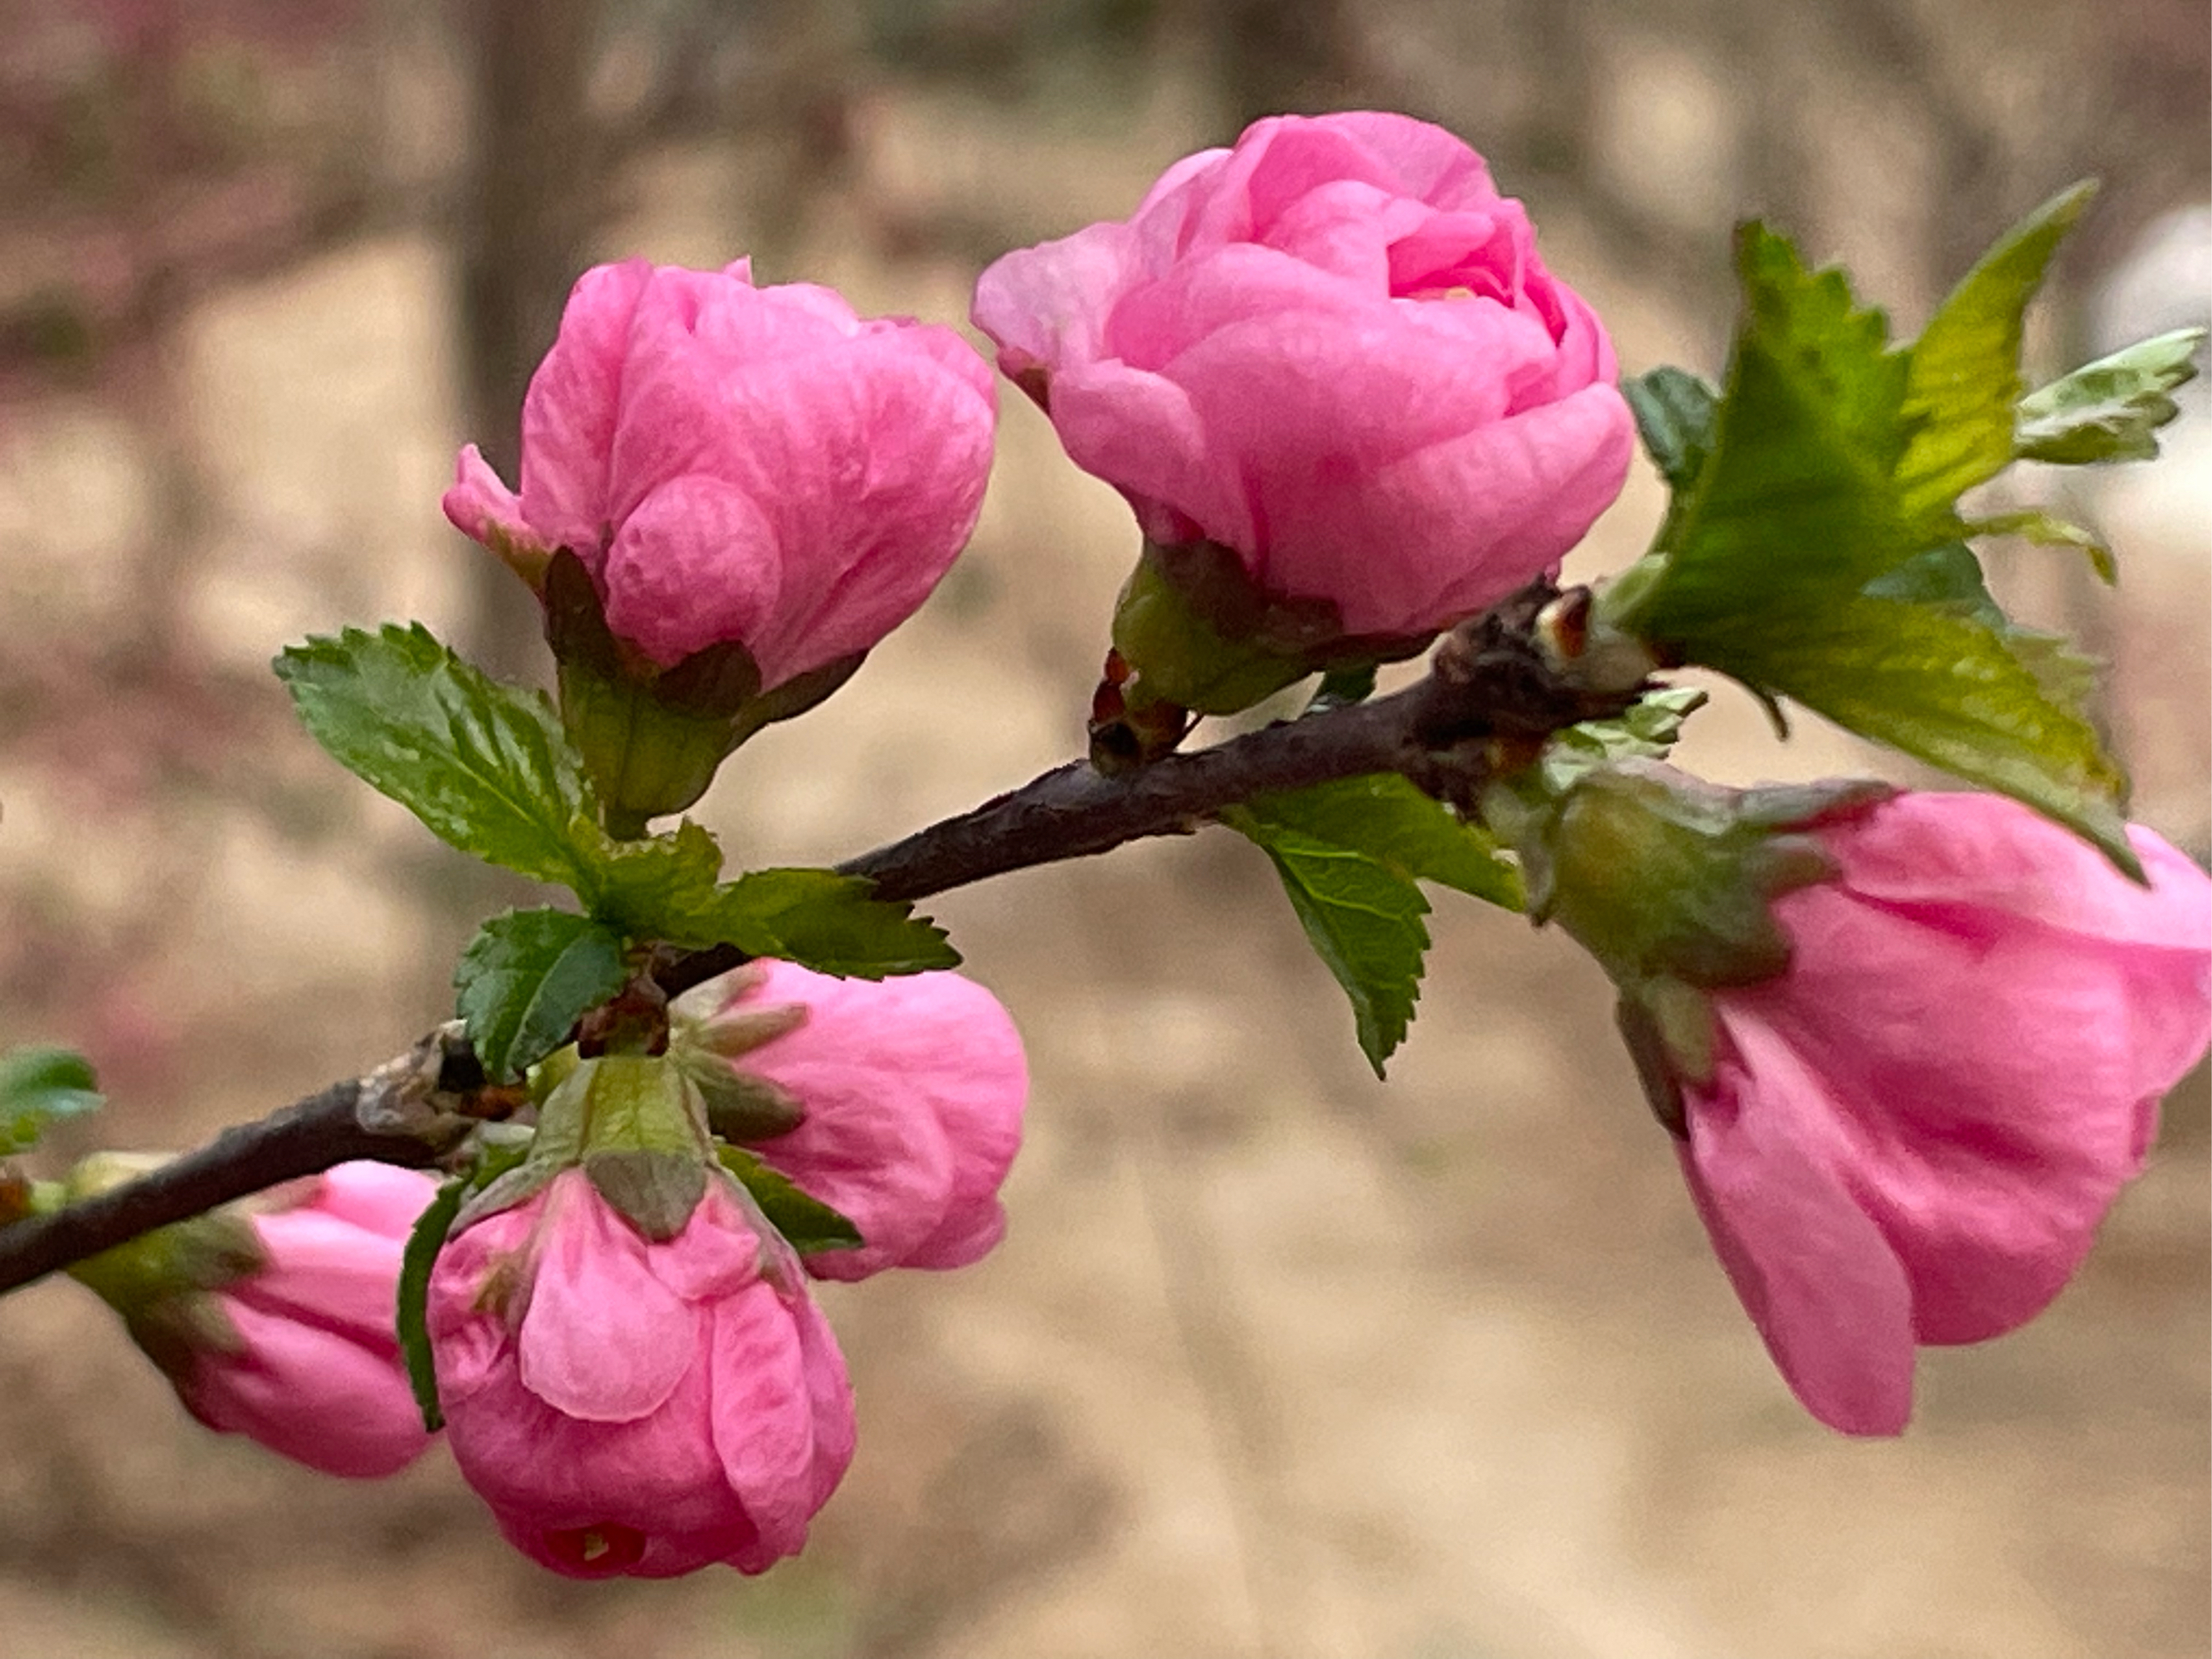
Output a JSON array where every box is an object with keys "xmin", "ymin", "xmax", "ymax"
[
  {"xmin": 0, "ymin": 1027, "xmax": 483, "ymax": 1295},
  {"xmin": 0, "ymin": 586, "xmax": 1637, "ymax": 1293}
]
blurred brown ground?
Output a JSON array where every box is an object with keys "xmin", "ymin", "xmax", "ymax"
[{"xmin": 0, "ymin": 6, "xmax": 2206, "ymax": 1657}]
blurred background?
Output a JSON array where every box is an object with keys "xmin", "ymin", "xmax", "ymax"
[{"xmin": 0, "ymin": 2, "xmax": 2205, "ymax": 1655}]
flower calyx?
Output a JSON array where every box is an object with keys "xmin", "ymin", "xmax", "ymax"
[{"xmin": 1489, "ymin": 760, "xmax": 1896, "ymax": 1126}]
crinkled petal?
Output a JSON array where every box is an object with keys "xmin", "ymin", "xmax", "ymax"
[
  {"xmin": 598, "ymin": 474, "xmax": 783, "ymax": 669},
  {"xmin": 1749, "ymin": 867, "xmax": 2203, "ymax": 1344},
  {"xmin": 518, "ymin": 258, "xmax": 656, "ymax": 552},
  {"xmin": 182, "ymin": 1301, "xmax": 434, "ymax": 1477},
  {"xmin": 517, "ymin": 1179, "xmax": 694, "ymax": 1421},
  {"xmin": 736, "ymin": 961, "xmax": 1029, "ymax": 1280},
  {"xmin": 707, "ymin": 1282, "xmax": 819, "ymax": 1567},
  {"xmin": 1681, "ymin": 1015, "xmax": 1918, "ymax": 1435}
]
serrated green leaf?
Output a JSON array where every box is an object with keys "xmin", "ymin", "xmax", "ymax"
[
  {"xmin": 1726, "ymin": 591, "xmax": 2136, "ymax": 875},
  {"xmin": 274, "ymin": 624, "xmax": 597, "ymax": 888},
  {"xmin": 1242, "ymin": 775, "xmax": 1524, "ymax": 911},
  {"xmin": 713, "ymin": 1146, "xmax": 864, "ymax": 1254},
  {"xmin": 1896, "ymin": 183, "xmax": 2093, "ymax": 518},
  {"xmin": 454, "ymin": 910, "xmax": 630, "ymax": 1082},
  {"xmin": 581, "ymin": 818, "xmax": 728, "ymax": 936},
  {"xmin": 0, "ymin": 1046, "xmax": 104, "ymax": 1155},
  {"xmin": 1602, "ymin": 196, "xmax": 2136, "ymax": 868},
  {"xmin": 668, "ymin": 868, "xmax": 958, "ymax": 977},
  {"xmin": 2016, "ymin": 328, "xmax": 2205, "ymax": 465},
  {"xmin": 1223, "ymin": 811, "xmax": 1431, "ymax": 1077},
  {"xmin": 1623, "ymin": 366, "xmax": 1721, "ymax": 490},
  {"xmin": 396, "ymin": 1176, "xmax": 465, "ymax": 1432},
  {"xmin": 1967, "ymin": 508, "xmax": 2115, "ymax": 583}
]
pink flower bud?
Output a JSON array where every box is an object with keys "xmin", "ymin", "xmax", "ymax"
[
  {"xmin": 121, "ymin": 1161, "xmax": 440, "ymax": 1478},
  {"xmin": 443, "ymin": 259, "xmax": 996, "ymax": 689},
  {"xmin": 427, "ymin": 1167, "xmax": 854, "ymax": 1578},
  {"xmin": 972, "ymin": 112, "xmax": 1633, "ymax": 640},
  {"xmin": 683, "ymin": 961, "xmax": 1029, "ymax": 1282},
  {"xmin": 1678, "ymin": 793, "xmax": 2212, "ymax": 1434}
]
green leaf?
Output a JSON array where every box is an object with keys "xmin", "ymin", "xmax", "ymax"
[
  {"xmin": 1623, "ymin": 366, "xmax": 1721, "ymax": 490},
  {"xmin": 581, "ymin": 818, "xmax": 728, "ymax": 937},
  {"xmin": 0, "ymin": 1047, "xmax": 104, "ymax": 1155},
  {"xmin": 2016, "ymin": 328, "xmax": 2205, "ymax": 465},
  {"xmin": 1729, "ymin": 590, "xmax": 2136, "ymax": 875},
  {"xmin": 668, "ymin": 868, "xmax": 959, "ymax": 977},
  {"xmin": 1222, "ymin": 810, "xmax": 1432, "ymax": 1077},
  {"xmin": 454, "ymin": 910, "xmax": 630, "ymax": 1082},
  {"xmin": 396, "ymin": 1176, "xmax": 465, "ymax": 1432},
  {"xmin": 1539, "ymin": 684, "xmax": 1710, "ymax": 795},
  {"xmin": 1895, "ymin": 183, "xmax": 2093, "ymax": 518},
  {"xmin": 1242, "ymin": 775, "xmax": 1524, "ymax": 911},
  {"xmin": 274, "ymin": 625, "xmax": 597, "ymax": 889},
  {"xmin": 1966, "ymin": 508, "xmax": 2114, "ymax": 584},
  {"xmin": 1601, "ymin": 192, "xmax": 2137, "ymax": 869},
  {"xmin": 714, "ymin": 1146, "xmax": 864, "ymax": 1254}
]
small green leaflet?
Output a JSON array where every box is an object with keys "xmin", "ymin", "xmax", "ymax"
[
  {"xmin": 1242, "ymin": 775, "xmax": 1524, "ymax": 911},
  {"xmin": 1223, "ymin": 778, "xmax": 1521, "ymax": 1076},
  {"xmin": 454, "ymin": 909, "xmax": 630, "ymax": 1082},
  {"xmin": 662, "ymin": 868, "xmax": 959, "ymax": 977},
  {"xmin": 714, "ymin": 1146, "xmax": 863, "ymax": 1254},
  {"xmin": 275, "ymin": 625, "xmax": 597, "ymax": 890},
  {"xmin": 2016, "ymin": 328, "xmax": 2205, "ymax": 465},
  {"xmin": 396, "ymin": 1175, "xmax": 466, "ymax": 1431},
  {"xmin": 1599, "ymin": 187, "xmax": 2146, "ymax": 874},
  {"xmin": 0, "ymin": 1046, "xmax": 104, "ymax": 1155},
  {"xmin": 1539, "ymin": 684, "xmax": 1709, "ymax": 795},
  {"xmin": 1622, "ymin": 366, "xmax": 1721, "ymax": 491}
]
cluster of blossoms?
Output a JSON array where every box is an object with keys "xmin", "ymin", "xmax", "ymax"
[{"xmin": 56, "ymin": 111, "xmax": 2212, "ymax": 1577}]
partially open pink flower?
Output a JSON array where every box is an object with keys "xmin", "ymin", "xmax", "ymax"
[
  {"xmin": 1680, "ymin": 794, "xmax": 2212, "ymax": 1434},
  {"xmin": 444, "ymin": 259, "xmax": 995, "ymax": 688},
  {"xmin": 691, "ymin": 961, "xmax": 1028, "ymax": 1282},
  {"xmin": 972, "ymin": 111, "xmax": 1631, "ymax": 639},
  {"xmin": 85, "ymin": 1160, "xmax": 442, "ymax": 1478},
  {"xmin": 427, "ymin": 1168, "xmax": 854, "ymax": 1578}
]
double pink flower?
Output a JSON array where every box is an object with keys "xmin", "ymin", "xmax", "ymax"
[
  {"xmin": 425, "ymin": 966, "xmax": 1028, "ymax": 1577},
  {"xmin": 1675, "ymin": 792, "xmax": 2211, "ymax": 1433},
  {"xmin": 444, "ymin": 259, "xmax": 995, "ymax": 688},
  {"xmin": 975, "ymin": 111, "xmax": 1632, "ymax": 640}
]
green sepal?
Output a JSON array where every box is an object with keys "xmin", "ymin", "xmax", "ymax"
[
  {"xmin": 396, "ymin": 1176, "xmax": 466, "ymax": 1432},
  {"xmin": 453, "ymin": 909, "xmax": 630, "ymax": 1082},
  {"xmin": 1501, "ymin": 761, "xmax": 1893, "ymax": 995},
  {"xmin": 584, "ymin": 1148, "xmax": 709, "ymax": 1243},
  {"xmin": 2015, "ymin": 328, "xmax": 2204, "ymax": 465},
  {"xmin": 1111, "ymin": 541, "xmax": 1318, "ymax": 716},
  {"xmin": 557, "ymin": 657, "xmax": 751, "ymax": 841},
  {"xmin": 713, "ymin": 1145, "xmax": 863, "ymax": 1255},
  {"xmin": 0, "ymin": 1046, "xmax": 105, "ymax": 1155}
]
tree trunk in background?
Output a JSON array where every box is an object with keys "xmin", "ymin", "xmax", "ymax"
[
  {"xmin": 456, "ymin": 0, "xmax": 605, "ymax": 684},
  {"xmin": 1197, "ymin": 0, "xmax": 1365, "ymax": 135}
]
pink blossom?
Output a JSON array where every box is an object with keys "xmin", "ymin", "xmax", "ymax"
[
  {"xmin": 177, "ymin": 1161, "xmax": 440, "ymax": 1478},
  {"xmin": 971, "ymin": 111, "xmax": 1632, "ymax": 639},
  {"xmin": 1680, "ymin": 794, "xmax": 2212, "ymax": 1433},
  {"xmin": 443, "ymin": 260, "xmax": 995, "ymax": 687},
  {"xmin": 705, "ymin": 961, "xmax": 1028, "ymax": 1282},
  {"xmin": 427, "ymin": 1168, "xmax": 854, "ymax": 1578}
]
